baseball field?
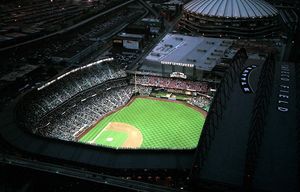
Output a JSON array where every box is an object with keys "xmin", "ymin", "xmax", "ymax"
[{"xmin": 79, "ymin": 97, "xmax": 206, "ymax": 149}]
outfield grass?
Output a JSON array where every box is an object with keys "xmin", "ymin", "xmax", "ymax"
[{"xmin": 80, "ymin": 98, "xmax": 205, "ymax": 149}]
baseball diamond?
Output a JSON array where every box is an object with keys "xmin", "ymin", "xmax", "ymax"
[{"xmin": 79, "ymin": 97, "xmax": 206, "ymax": 149}]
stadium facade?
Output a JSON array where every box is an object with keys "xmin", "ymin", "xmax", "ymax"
[{"xmin": 178, "ymin": 0, "xmax": 281, "ymax": 38}]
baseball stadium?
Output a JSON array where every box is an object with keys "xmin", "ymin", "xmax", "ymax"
[
  {"xmin": 18, "ymin": 58, "xmax": 211, "ymax": 151},
  {"xmin": 0, "ymin": 55, "xmax": 217, "ymax": 188},
  {"xmin": 0, "ymin": 0, "xmax": 299, "ymax": 191},
  {"xmin": 1, "ymin": 46, "xmax": 299, "ymax": 192}
]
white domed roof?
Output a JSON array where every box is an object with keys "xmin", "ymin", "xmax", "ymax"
[{"xmin": 184, "ymin": 0, "xmax": 278, "ymax": 18}]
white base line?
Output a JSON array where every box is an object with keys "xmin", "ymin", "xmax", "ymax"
[
  {"xmin": 89, "ymin": 122, "xmax": 111, "ymax": 144},
  {"xmin": 88, "ymin": 106, "xmax": 126, "ymax": 144},
  {"xmin": 73, "ymin": 125, "xmax": 87, "ymax": 137}
]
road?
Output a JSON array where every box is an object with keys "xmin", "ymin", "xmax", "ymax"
[
  {"xmin": 0, "ymin": 0, "xmax": 136, "ymax": 52},
  {"xmin": 80, "ymin": 6, "xmax": 150, "ymax": 65}
]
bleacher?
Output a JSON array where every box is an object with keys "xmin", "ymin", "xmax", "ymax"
[
  {"xmin": 23, "ymin": 62, "xmax": 127, "ymax": 125},
  {"xmin": 37, "ymin": 82, "xmax": 134, "ymax": 141},
  {"xmin": 132, "ymin": 75, "xmax": 209, "ymax": 93}
]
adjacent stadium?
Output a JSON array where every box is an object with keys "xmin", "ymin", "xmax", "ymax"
[
  {"xmin": 178, "ymin": 0, "xmax": 281, "ymax": 38},
  {"xmin": 79, "ymin": 97, "xmax": 206, "ymax": 149}
]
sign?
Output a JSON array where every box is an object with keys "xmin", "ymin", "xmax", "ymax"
[
  {"xmin": 240, "ymin": 65, "xmax": 257, "ymax": 93},
  {"xmin": 277, "ymin": 63, "xmax": 290, "ymax": 112},
  {"xmin": 170, "ymin": 72, "xmax": 187, "ymax": 79}
]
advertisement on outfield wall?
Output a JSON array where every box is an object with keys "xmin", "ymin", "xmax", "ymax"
[{"xmin": 123, "ymin": 40, "xmax": 139, "ymax": 50}]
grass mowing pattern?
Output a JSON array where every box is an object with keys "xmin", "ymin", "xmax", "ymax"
[
  {"xmin": 80, "ymin": 98, "xmax": 205, "ymax": 149},
  {"xmin": 94, "ymin": 130, "xmax": 127, "ymax": 148}
]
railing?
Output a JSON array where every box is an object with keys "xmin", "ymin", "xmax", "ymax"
[
  {"xmin": 243, "ymin": 54, "xmax": 276, "ymax": 189},
  {"xmin": 189, "ymin": 48, "xmax": 248, "ymax": 180}
]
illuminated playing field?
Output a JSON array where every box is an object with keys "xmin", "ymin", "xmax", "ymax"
[{"xmin": 79, "ymin": 97, "xmax": 206, "ymax": 149}]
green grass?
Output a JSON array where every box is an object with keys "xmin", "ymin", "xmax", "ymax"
[
  {"xmin": 80, "ymin": 98, "xmax": 205, "ymax": 149},
  {"xmin": 94, "ymin": 130, "xmax": 127, "ymax": 148}
]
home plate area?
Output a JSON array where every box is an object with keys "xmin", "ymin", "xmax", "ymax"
[
  {"xmin": 89, "ymin": 122, "xmax": 143, "ymax": 149},
  {"xmin": 106, "ymin": 137, "xmax": 113, "ymax": 142}
]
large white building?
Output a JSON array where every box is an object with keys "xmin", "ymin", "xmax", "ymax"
[{"xmin": 141, "ymin": 33, "xmax": 233, "ymax": 80}]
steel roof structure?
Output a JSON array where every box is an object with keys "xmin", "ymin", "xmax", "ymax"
[{"xmin": 184, "ymin": 0, "xmax": 278, "ymax": 18}]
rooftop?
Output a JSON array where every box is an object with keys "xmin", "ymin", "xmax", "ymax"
[
  {"xmin": 145, "ymin": 33, "xmax": 233, "ymax": 71},
  {"xmin": 184, "ymin": 0, "xmax": 278, "ymax": 18}
]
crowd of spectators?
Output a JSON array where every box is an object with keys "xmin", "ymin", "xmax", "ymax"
[
  {"xmin": 135, "ymin": 85, "xmax": 152, "ymax": 96},
  {"xmin": 187, "ymin": 96, "xmax": 211, "ymax": 112},
  {"xmin": 24, "ymin": 62, "xmax": 127, "ymax": 124},
  {"xmin": 36, "ymin": 83, "xmax": 134, "ymax": 141},
  {"xmin": 31, "ymin": 81, "xmax": 154, "ymax": 141},
  {"xmin": 133, "ymin": 75, "xmax": 209, "ymax": 93}
]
